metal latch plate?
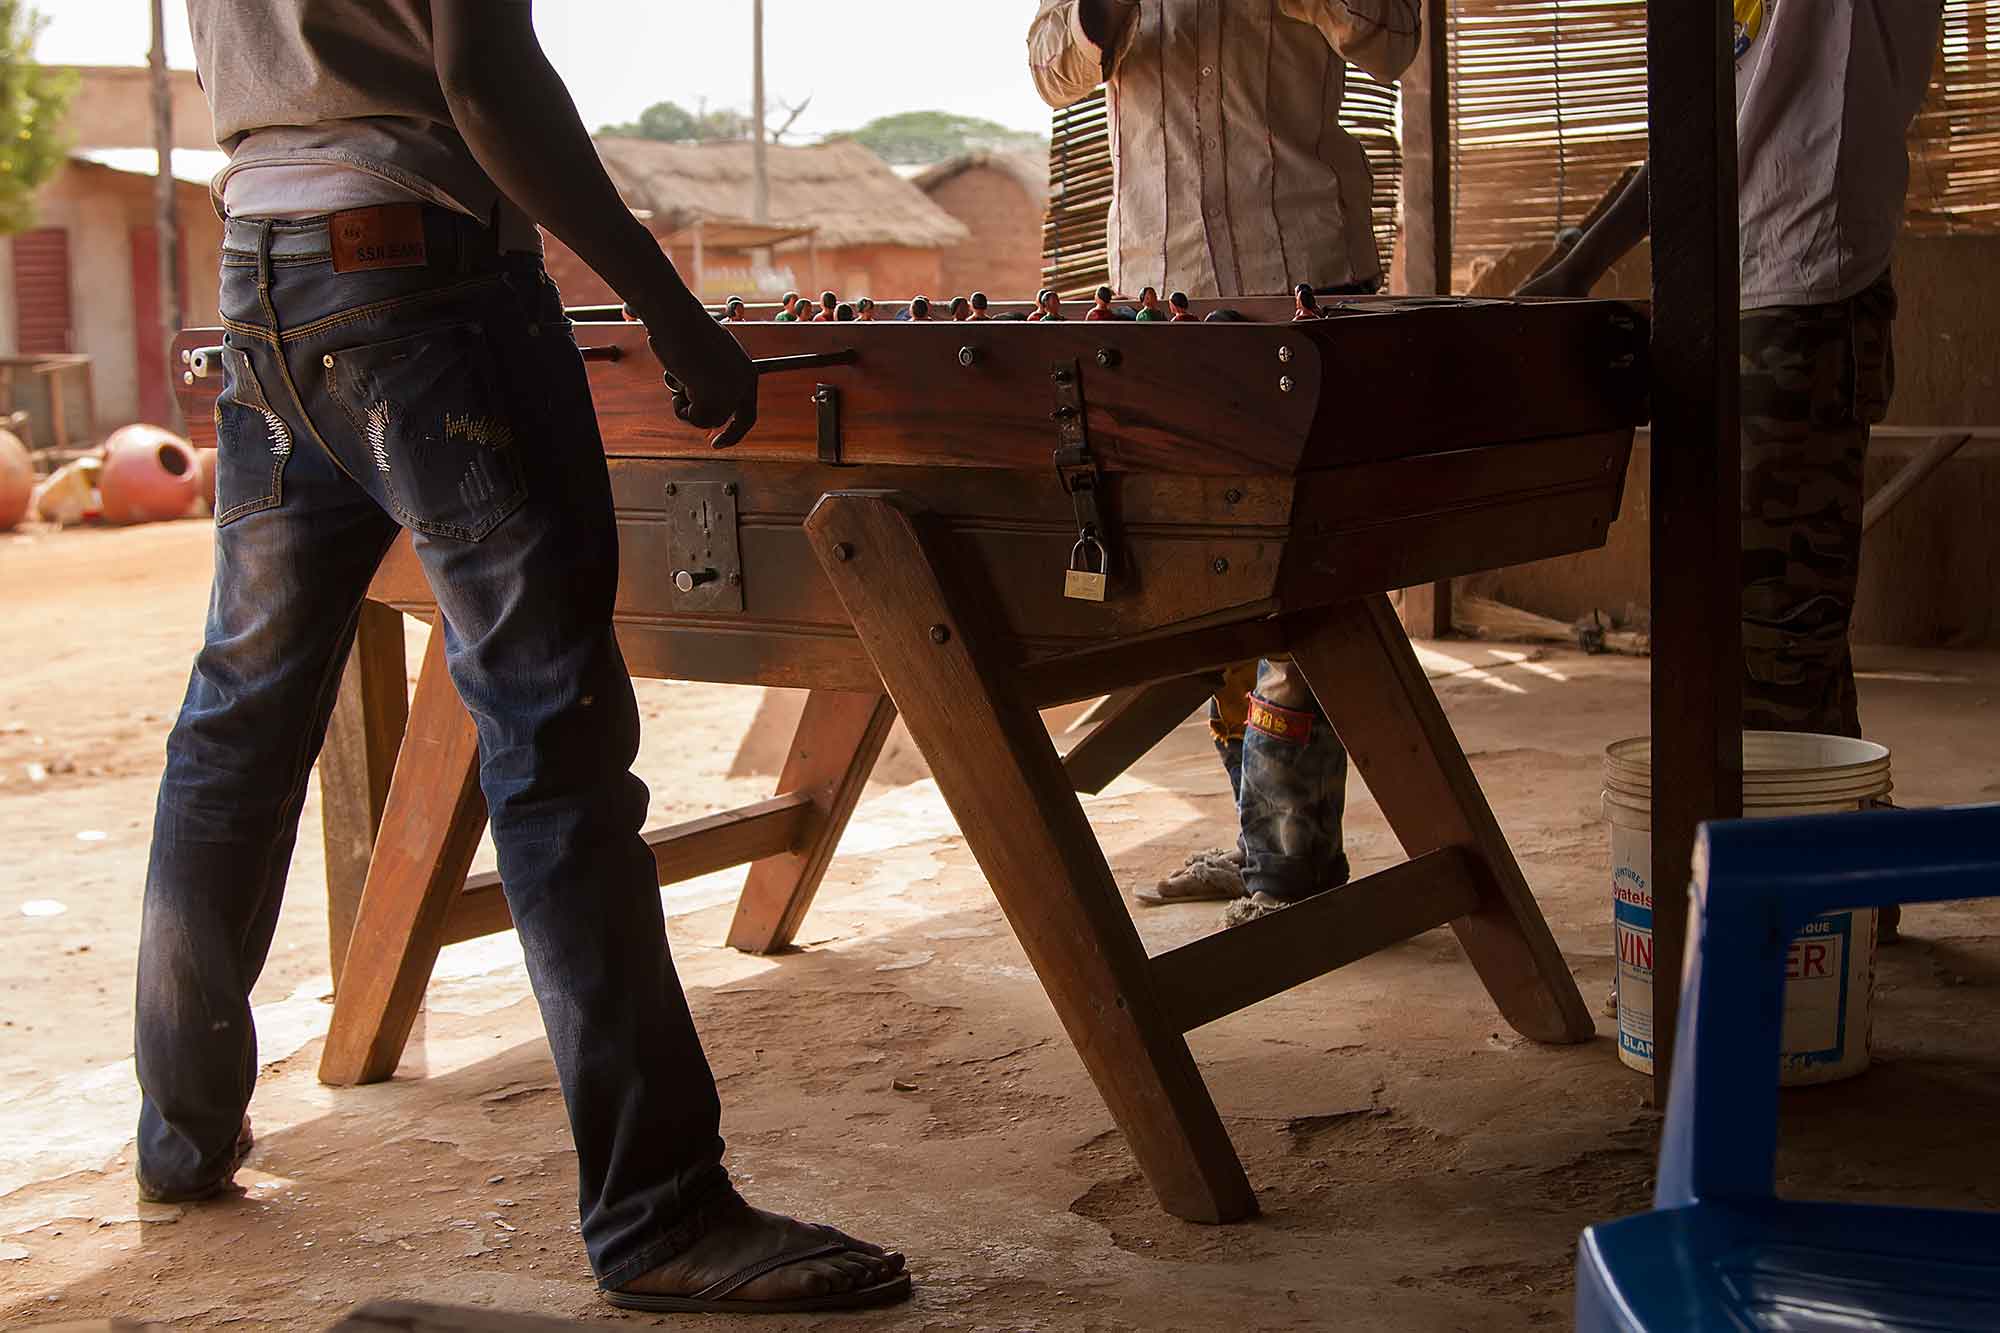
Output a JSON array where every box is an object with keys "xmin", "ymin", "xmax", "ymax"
[{"xmin": 664, "ymin": 479, "xmax": 744, "ymax": 613}]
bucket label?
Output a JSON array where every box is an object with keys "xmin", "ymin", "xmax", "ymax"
[
  {"xmin": 1781, "ymin": 911, "xmax": 1853, "ymax": 1066},
  {"xmin": 1612, "ymin": 862, "xmax": 1653, "ymax": 1065}
]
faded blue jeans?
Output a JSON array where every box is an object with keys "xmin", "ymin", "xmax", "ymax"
[
  {"xmin": 1216, "ymin": 661, "xmax": 1351, "ymax": 901},
  {"xmin": 135, "ymin": 211, "xmax": 732, "ymax": 1288}
]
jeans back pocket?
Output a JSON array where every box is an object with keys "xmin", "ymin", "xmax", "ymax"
[
  {"xmin": 324, "ymin": 321, "xmax": 527, "ymax": 541},
  {"xmin": 213, "ymin": 343, "xmax": 291, "ymax": 527}
]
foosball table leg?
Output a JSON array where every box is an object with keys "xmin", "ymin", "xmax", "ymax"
[
  {"xmin": 805, "ymin": 491, "xmax": 1257, "ymax": 1224},
  {"xmin": 1286, "ymin": 596, "xmax": 1594, "ymax": 1045},
  {"xmin": 726, "ymin": 690, "xmax": 898, "ymax": 954},
  {"xmin": 320, "ymin": 619, "xmax": 490, "ymax": 1086}
]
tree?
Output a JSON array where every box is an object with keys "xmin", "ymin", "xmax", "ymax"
[
  {"xmin": 600, "ymin": 99, "xmax": 754, "ymax": 143},
  {"xmin": 838, "ymin": 111, "xmax": 1047, "ymax": 167},
  {"xmin": 0, "ymin": 1, "xmax": 74, "ymax": 233}
]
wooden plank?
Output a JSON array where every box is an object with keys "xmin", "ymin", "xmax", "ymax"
[
  {"xmin": 727, "ymin": 691, "xmax": 898, "ymax": 953},
  {"xmin": 1285, "ymin": 596, "xmax": 1592, "ymax": 1044},
  {"xmin": 176, "ymin": 301, "xmax": 1647, "ymax": 477},
  {"xmin": 1647, "ymin": 4, "xmax": 1743, "ymax": 1100},
  {"xmin": 318, "ymin": 601, "xmax": 409, "ymax": 988},
  {"xmin": 1017, "ymin": 615, "xmax": 1288, "ymax": 708},
  {"xmin": 1154, "ymin": 847, "xmax": 1483, "ymax": 1033},
  {"xmin": 319, "ymin": 622, "xmax": 488, "ymax": 1087},
  {"xmin": 1062, "ymin": 672, "xmax": 1219, "ymax": 794},
  {"xmin": 805, "ymin": 490, "xmax": 1255, "ymax": 1223},
  {"xmin": 1862, "ymin": 432, "xmax": 1973, "ymax": 533},
  {"xmin": 1398, "ymin": 581, "xmax": 1453, "ymax": 640},
  {"xmin": 441, "ymin": 793, "xmax": 816, "ymax": 948}
]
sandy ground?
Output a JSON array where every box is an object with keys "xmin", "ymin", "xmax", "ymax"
[{"xmin": 1, "ymin": 519, "xmax": 1996, "ymax": 1331}]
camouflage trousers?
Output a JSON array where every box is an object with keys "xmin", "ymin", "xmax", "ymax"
[{"xmin": 1740, "ymin": 268, "xmax": 1897, "ymax": 740}]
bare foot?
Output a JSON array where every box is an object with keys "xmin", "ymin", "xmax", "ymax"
[{"xmin": 613, "ymin": 1200, "xmax": 907, "ymax": 1309}]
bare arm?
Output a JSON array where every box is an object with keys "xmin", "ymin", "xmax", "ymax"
[
  {"xmin": 1517, "ymin": 163, "xmax": 1651, "ymax": 298},
  {"xmin": 1286, "ymin": 0, "xmax": 1421, "ymax": 83},
  {"xmin": 431, "ymin": 0, "xmax": 754, "ymax": 443},
  {"xmin": 1028, "ymin": 0, "xmax": 1141, "ymax": 108}
]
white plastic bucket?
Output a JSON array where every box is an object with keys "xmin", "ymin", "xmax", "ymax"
[{"xmin": 1603, "ymin": 731, "xmax": 1892, "ymax": 1086}]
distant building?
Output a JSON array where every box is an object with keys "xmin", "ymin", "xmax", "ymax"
[
  {"xmin": 0, "ymin": 67, "xmax": 223, "ymax": 440},
  {"xmin": 542, "ymin": 138, "xmax": 971, "ymax": 308},
  {"xmin": 913, "ymin": 152, "xmax": 1049, "ymax": 301}
]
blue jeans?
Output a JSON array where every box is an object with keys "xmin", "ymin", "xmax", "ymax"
[
  {"xmin": 135, "ymin": 211, "xmax": 731, "ymax": 1288},
  {"xmin": 1214, "ymin": 661, "xmax": 1350, "ymax": 901}
]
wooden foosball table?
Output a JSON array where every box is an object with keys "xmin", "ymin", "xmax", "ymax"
[{"xmin": 176, "ymin": 293, "xmax": 1647, "ymax": 1223}]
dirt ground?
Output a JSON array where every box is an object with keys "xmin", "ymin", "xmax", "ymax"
[{"xmin": 1, "ymin": 519, "xmax": 1996, "ymax": 1332}]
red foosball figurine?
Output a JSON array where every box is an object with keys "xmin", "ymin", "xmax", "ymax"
[
  {"xmin": 1027, "ymin": 288, "xmax": 1049, "ymax": 322},
  {"xmin": 907, "ymin": 295, "xmax": 933, "ymax": 321},
  {"xmin": 1086, "ymin": 286, "xmax": 1115, "ymax": 321},
  {"xmin": 1133, "ymin": 286, "xmax": 1165, "ymax": 322},
  {"xmin": 813, "ymin": 291, "xmax": 839, "ymax": 322},
  {"xmin": 855, "ymin": 297, "xmax": 877, "ymax": 321},
  {"xmin": 1293, "ymin": 283, "xmax": 1322, "ymax": 322},
  {"xmin": 949, "ymin": 296, "xmax": 971, "ymax": 321},
  {"xmin": 966, "ymin": 292, "xmax": 990, "ymax": 320},
  {"xmin": 835, "ymin": 302, "xmax": 856, "ymax": 321},
  {"xmin": 1168, "ymin": 291, "xmax": 1195, "ymax": 322}
]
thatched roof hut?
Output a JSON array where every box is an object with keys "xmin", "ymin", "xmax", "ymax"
[
  {"xmin": 593, "ymin": 137, "xmax": 971, "ymax": 252},
  {"xmin": 912, "ymin": 150, "xmax": 1050, "ymax": 204}
]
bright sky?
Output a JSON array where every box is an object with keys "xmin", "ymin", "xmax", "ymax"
[{"xmin": 35, "ymin": 1, "xmax": 1055, "ymax": 141}]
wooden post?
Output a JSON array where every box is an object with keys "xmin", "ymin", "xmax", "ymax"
[
  {"xmin": 319, "ymin": 602, "xmax": 410, "ymax": 988},
  {"xmin": 148, "ymin": 0, "xmax": 185, "ymax": 433},
  {"xmin": 1646, "ymin": 5, "xmax": 1742, "ymax": 1101},
  {"xmin": 1396, "ymin": 0, "xmax": 1454, "ymax": 640}
]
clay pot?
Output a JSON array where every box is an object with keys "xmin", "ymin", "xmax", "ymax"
[
  {"xmin": 98, "ymin": 425, "xmax": 200, "ymax": 525},
  {"xmin": 194, "ymin": 447, "xmax": 218, "ymax": 517},
  {"xmin": 0, "ymin": 428, "xmax": 30, "ymax": 532}
]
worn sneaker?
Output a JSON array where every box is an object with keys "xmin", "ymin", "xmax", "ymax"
[
  {"xmin": 1220, "ymin": 891, "xmax": 1295, "ymax": 927},
  {"xmin": 1136, "ymin": 854, "xmax": 1247, "ymax": 906}
]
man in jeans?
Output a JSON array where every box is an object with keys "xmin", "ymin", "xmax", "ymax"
[
  {"xmin": 1029, "ymin": 0, "xmax": 1419, "ymax": 925},
  {"xmin": 139, "ymin": 1, "xmax": 907, "ymax": 1314}
]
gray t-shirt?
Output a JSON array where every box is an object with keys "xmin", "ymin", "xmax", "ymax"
[
  {"xmin": 1735, "ymin": 0, "xmax": 1941, "ymax": 308},
  {"xmin": 188, "ymin": 0, "xmax": 540, "ymax": 251}
]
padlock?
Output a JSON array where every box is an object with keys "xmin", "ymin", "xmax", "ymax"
[{"xmin": 1064, "ymin": 533, "xmax": 1109, "ymax": 602}]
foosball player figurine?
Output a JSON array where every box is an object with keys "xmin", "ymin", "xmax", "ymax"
[
  {"xmin": 967, "ymin": 291, "xmax": 990, "ymax": 320},
  {"xmin": 1168, "ymin": 291, "xmax": 1195, "ymax": 322},
  {"xmin": 1293, "ymin": 283, "xmax": 1321, "ymax": 321},
  {"xmin": 814, "ymin": 291, "xmax": 839, "ymax": 322},
  {"xmin": 906, "ymin": 295, "xmax": 933, "ymax": 321},
  {"xmin": 1133, "ymin": 286, "xmax": 1166, "ymax": 321},
  {"xmin": 724, "ymin": 296, "xmax": 748, "ymax": 322},
  {"xmin": 1027, "ymin": 288, "xmax": 1050, "ymax": 321},
  {"xmin": 949, "ymin": 296, "xmax": 972, "ymax": 321},
  {"xmin": 1086, "ymin": 286, "xmax": 1116, "ymax": 320},
  {"xmin": 775, "ymin": 290, "xmax": 802, "ymax": 322},
  {"xmin": 855, "ymin": 297, "xmax": 877, "ymax": 321},
  {"xmin": 1039, "ymin": 289, "xmax": 1066, "ymax": 321},
  {"xmin": 835, "ymin": 302, "xmax": 856, "ymax": 321}
]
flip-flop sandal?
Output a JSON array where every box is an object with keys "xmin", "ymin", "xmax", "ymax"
[{"xmin": 604, "ymin": 1241, "xmax": 913, "ymax": 1315}]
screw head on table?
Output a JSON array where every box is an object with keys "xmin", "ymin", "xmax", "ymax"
[
  {"xmin": 665, "ymin": 483, "xmax": 677, "ymax": 496},
  {"xmin": 831, "ymin": 542, "xmax": 854, "ymax": 562},
  {"xmin": 958, "ymin": 346, "xmax": 979, "ymax": 367},
  {"xmin": 929, "ymin": 624, "xmax": 951, "ymax": 645},
  {"xmin": 1213, "ymin": 557, "xmax": 1230, "ymax": 575},
  {"xmin": 1224, "ymin": 488, "xmax": 1243, "ymax": 504},
  {"xmin": 1278, "ymin": 346, "xmax": 1293, "ymax": 363},
  {"xmin": 1279, "ymin": 376, "xmax": 1295, "ymax": 393}
]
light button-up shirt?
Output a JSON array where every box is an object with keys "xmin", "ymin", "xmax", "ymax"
[{"xmin": 1029, "ymin": 0, "xmax": 1419, "ymax": 298}]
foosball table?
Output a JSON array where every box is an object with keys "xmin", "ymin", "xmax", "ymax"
[{"xmin": 175, "ymin": 292, "xmax": 1646, "ymax": 1223}]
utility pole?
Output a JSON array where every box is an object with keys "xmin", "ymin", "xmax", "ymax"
[
  {"xmin": 751, "ymin": 0, "xmax": 769, "ymax": 222},
  {"xmin": 149, "ymin": 0, "xmax": 185, "ymax": 430}
]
